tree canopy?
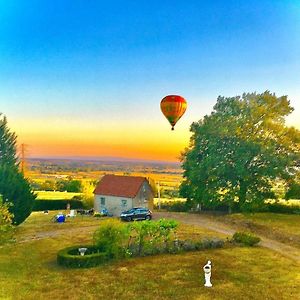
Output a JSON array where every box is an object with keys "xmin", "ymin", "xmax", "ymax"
[
  {"xmin": 0, "ymin": 114, "xmax": 35, "ymax": 224},
  {"xmin": 180, "ymin": 91, "xmax": 300, "ymax": 211}
]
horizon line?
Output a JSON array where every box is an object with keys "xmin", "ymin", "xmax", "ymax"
[{"xmin": 27, "ymin": 155, "xmax": 181, "ymax": 165}]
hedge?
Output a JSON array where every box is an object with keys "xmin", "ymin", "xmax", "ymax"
[
  {"xmin": 232, "ymin": 232, "xmax": 261, "ymax": 246},
  {"xmin": 33, "ymin": 199, "xmax": 84, "ymax": 211},
  {"xmin": 266, "ymin": 203, "xmax": 300, "ymax": 214},
  {"xmin": 57, "ymin": 245, "xmax": 108, "ymax": 268}
]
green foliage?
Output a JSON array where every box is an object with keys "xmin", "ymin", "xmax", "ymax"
[
  {"xmin": 128, "ymin": 220, "xmax": 157, "ymax": 255},
  {"xmin": 81, "ymin": 180, "xmax": 96, "ymax": 208},
  {"xmin": 180, "ymin": 92, "xmax": 300, "ymax": 212},
  {"xmin": 32, "ymin": 199, "xmax": 83, "ymax": 211},
  {"xmin": 56, "ymin": 179, "xmax": 82, "ymax": 192},
  {"xmin": 157, "ymin": 218, "xmax": 178, "ymax": 243},
  {"xmin": 265, "ymin": 203, "xmax": 300, "ymax": 214},
  {"xmin": 31, "ymin": 178, "xmax": 83, "ymax": 192},
  {"xmin": 160, "ymin": 188, "xmax": 180, "ymax": 199},
  {"xmin": 0, "ymin": 195, "xmax": 15, "ymax": 245},
  {"xmin": 179, "ymin": 237, "xmax": 224, "ymax": 252},
  {"xmin": 39, "ymin": 179, "xmax": 56, "ymax": 191},
  {"xmin": 233, "ymin": 231, "xmax": 261, "ymax": 246},
  {"xmin": 285, "ymin": 181, "xmax": 300, "ymax": 200},
  {"xmin": 57, "ymin": 245, "xmax": 108, "ymax": 268},
  {"xmin": 0, "ymin": 114, "xmax": 36, "ymax": 224},
  {"xmin": 93, "ymin": 220, "xmax": 129, "ymax": 258},
  {"xmin": 127, "ymin": 219, "xmax": 178, "ymax": 256},
  {"xmin": 154, "ymin": 200, "xmax": 189, "ymax": 212}
]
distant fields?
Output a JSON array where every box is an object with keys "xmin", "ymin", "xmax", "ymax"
[{"xmin": 35, "ymin": 191, "xmax": 81, "ymax": 200}]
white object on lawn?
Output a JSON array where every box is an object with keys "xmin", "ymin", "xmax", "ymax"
[
  {"xmin": 78, "ymin": 248, "xmax": 88, "ymax": 256},
  {"xmin": 203, "ymin": 260, "xmax": 212, "ymax": 287}
]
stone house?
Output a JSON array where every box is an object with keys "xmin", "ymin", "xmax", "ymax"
[{"xmin": 93, "ymin": 174, "xmax": 154, "ymax": 216}]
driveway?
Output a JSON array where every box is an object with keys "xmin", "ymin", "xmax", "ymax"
[{"xmin": 154, "ymin": 211, "xmax": 300, "ymax": 264}]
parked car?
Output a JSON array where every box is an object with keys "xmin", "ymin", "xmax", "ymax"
[{"xmin": 120, "ymin": 207, "xmax": 152, "ymax": 221}]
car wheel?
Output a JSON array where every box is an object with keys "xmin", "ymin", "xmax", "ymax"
[
  {"xmin": 145, "ymin": 215, "xmax": 151, "ymax": 220},
  {"xmin": 127, "ymin": 217, "xmax": 133, "ymax": 222}
]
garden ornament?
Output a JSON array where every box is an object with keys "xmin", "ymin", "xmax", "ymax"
[
  {"xmin": 78, "ymin": 248, "xmax": 87, "ymax": 256},
  {"xmin": 203, "ymin": 260, "xmax": 212, "ymax": 287}
]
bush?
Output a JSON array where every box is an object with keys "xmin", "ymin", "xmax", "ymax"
[
  {"xmin": 176, "ymin": 237, "xmax": 224, "ymax": 252},
  {"xmin": 154, "ymin": 201, "xmax": 189, "ymax": 212},
  {"xmin": 0, "ymin": 196, "xmax": 15, "ymax": 245},
  {"xmin": 32, "ymin": 199, "xmax": 84, "ymax": 211},
  {"xmin": 93, "ymin": 220, "xmax": 129, "ymax": 259},
  {"xmin": 127, "ymin": 219, "xmax": 179, "ymax": 256},
  {"xmin": 233, "ymin": 231, "xmax": 261, "ymax": 246},
  {"xmin": 266, "ymin": 203, "xmax": 300, "ymax": 214},
  {"xmin": 57, "ymin": 245, "xmax": 108, "ymax": 268},
  {"xmin": 93, "ymin": 212, "xmax": 104, "ymax": 218},
  {"xmin": 285, "ymin": 182, "xmax": 300, "ymax": 200}
]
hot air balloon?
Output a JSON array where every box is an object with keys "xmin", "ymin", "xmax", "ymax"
[{"xmin": 160, "ymin": 95, "xmax": 187, "ymax": 130}]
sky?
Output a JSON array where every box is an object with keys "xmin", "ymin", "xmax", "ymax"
[{"xmin": 1, "ymin": 0, "xmax": 300, "ymax": 162}]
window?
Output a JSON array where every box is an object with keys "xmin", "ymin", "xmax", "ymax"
[
  {"xmin": 100, "ymin": 197, "xmax": 105, "ymax": 206},
  {"xmin": 121, "ymin": 199, "xmax": 127, "ymax": 207}
]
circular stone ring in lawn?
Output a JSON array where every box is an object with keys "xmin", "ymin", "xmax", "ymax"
[{"xmin": 57, "ymin": 245, "xmax": 108, "ymax": 268}]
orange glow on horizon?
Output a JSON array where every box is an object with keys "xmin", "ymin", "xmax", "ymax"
[{"xmin": 12, "ymin": 118, "xmax": 191, "ymax": 162}]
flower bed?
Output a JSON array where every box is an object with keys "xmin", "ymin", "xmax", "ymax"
[{"xmin": 57, "ymin": 219, "xmax": 226, "ymax": 268}]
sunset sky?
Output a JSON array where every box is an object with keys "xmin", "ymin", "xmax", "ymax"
[{"xmin": 1, "ymin": 1, "xmax": 300, "ymax": 162}]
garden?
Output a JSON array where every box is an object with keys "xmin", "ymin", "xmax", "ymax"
[{"xmin": 0, "ymin": 212, "xmax": 299, "ymax": 299}]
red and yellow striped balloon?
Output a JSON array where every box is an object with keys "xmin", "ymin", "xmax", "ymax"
[{"xmin": 160, "ymin": 95, "xmax": 187, "ymax": 130}]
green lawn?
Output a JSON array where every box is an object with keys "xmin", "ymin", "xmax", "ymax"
[
  {"xmin": 219, "ymin": 213, "xmax": 300, "ymax": 248},
  {"xmin": 0, "ymin": 212, "xmax": 299, "ymax": 299},
  {"xmin": 35, "ymin": 191, "xmax": 82, "ymax": 200}
]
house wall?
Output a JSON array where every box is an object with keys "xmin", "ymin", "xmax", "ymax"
[
  {"xmin": 94, "ymin": 195, "xmax": 132, "ymax": 216},
  {"xmin": 132, "ymin": 181, "xmax": 154, "ymax": 210}
]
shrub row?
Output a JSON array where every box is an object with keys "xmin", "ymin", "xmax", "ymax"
[
  {"xmin": 32, "ymin": 199, "xmax": 84, "ymax": 211},
  {"xmin": 156, "ymin": 200, "xmax": 300, "ymax": 215},
  {"xmin": 57, "ymin": 237, "xmax": 225, "ymax": 268},
  {"xmin": 264, "ymin": 203, "xmax": 300, "ymax": 214},
  {"xmin": 154, "ymin": 201, "xmax": 189, "ymax": 212},
  {"xmin": 57, "ymin": 245, "xmax": 108, "ymax": 268},
  {"xmin": 232, "ymin": 231, "xmax": 261, "ymax": 246},
  {"xmin": 131, "ymin": 237, "xmax": 225, "ymax": 256}
]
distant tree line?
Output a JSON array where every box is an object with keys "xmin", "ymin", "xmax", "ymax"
[{"xmin": 30, "ymin": 178, "xmax": 83, "ymax": 193}]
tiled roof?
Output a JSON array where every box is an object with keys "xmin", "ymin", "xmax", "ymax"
[{"xmin": 93, "ymin": 174, "xmax": 148, "ymax": 198}]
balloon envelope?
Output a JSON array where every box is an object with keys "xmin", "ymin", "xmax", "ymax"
[{"xmin": 160, "ymin": 95, "xmax": 187, "ymax": 130}]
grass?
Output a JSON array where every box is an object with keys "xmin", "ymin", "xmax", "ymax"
[
  {"xmin": 35, "ymin": 191, "xmax": 82, "ymax": 200},
  {"xmin": 1, "ymin": 241, "xmax": 299, "ymax": 299},
  {"xmin": 219, "ymin": 213, "xmax": 300, "ymax": 248},
  {"xmin": 0, "ymin": 212, "xmax": 299, "ymax": 299}
]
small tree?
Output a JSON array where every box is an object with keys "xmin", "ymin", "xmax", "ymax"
[
  {"xmin": 0, "ymin": 114, "xmax": 35, "ymax": 224},
  {"xmin": 81, "ymin": 180, "xmax": 96, "ymax": 208}
]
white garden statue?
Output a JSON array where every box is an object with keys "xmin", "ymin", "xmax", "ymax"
[{"xmin": 203, "ymin": 260, "xmax": 212, "ymax": 287}]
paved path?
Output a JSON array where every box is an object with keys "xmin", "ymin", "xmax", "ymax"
[{"xmin": 154, "ymin": 212, "xmax": 300, "ymax": 264}]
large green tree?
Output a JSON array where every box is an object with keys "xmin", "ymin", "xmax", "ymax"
[
  {"xmin": 0, "ymin": 114, "xmax": 35, "ymax": 224},
  {"xmin": 180, "ymin": 92, "xmax": 300, "ymax": 211}
]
